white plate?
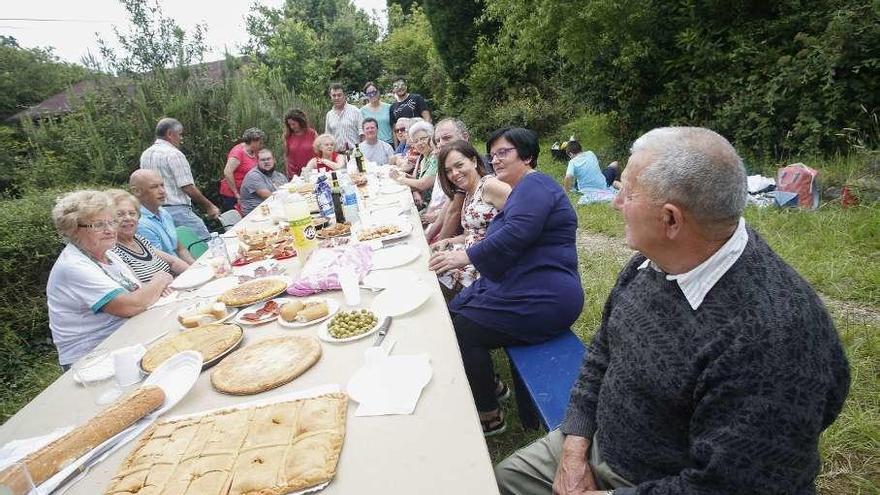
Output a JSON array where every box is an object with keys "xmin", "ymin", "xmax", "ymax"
[
  {"xmin": 354, "ymin": 218, "xmax": 412, "ymax": 243},
  {"xmin": 234, "ymin": 297, "xmax": 294, "ymax": 325},
  {"xmin": 371, "ymin": 245, "xmax": 420, "ymax": 270},
  {"xmin": 194, "ymin": 276, "xmax": 240, "ymax": 298},
  {"xmin": 318, "ymin": 311, "xmax": 385, "ymax": 343},
  {"xmin": 379, "ymin": 182, "xmax": 408, "ymax": 194},
  {"xmin": 362, "ymin": 269, "xmax": 420, "ymax": 289},
  {"xmin": 142, "ymin": 350, "xmax": 202, "ymax": 416},
  {"xmin": 277, "ymin": 298, "xmax": 340, "ymax": 328},
  {"xmin": 170, "ymin": 265, "xmax": 215, "ymax": 290},
  {"xmin": 175, "ymin": 301, "xmax": 239, "ymax": 330},
  {"xmin": 371, "ymin": 281, "xmax": 432, "ymax": 316},
  {"xmin": 71, "ymin": 354, "xmax": 114, "ymax": 384}
]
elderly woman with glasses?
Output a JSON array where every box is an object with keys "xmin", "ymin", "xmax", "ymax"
[
  {"xmin": 107, "ymin": 189, "xmax": 188, "ymax": 283},
  {"xmin": 359, "ymin": 81, "xmax": 393, "ymax": 145},
  {"xmin": 429, "ymin": 128, "xmax": 584, "ymax": 436},
  {"xmin": 389, "ymin": 120, "xmax": 437, "ymax": 209},
  {"xmin": 220, "ymin": 127, "xmax": 266, "ymax": 211},
  {"xmin": 47, "ymin": 190, "xmax": 172, "ymax": 369}
]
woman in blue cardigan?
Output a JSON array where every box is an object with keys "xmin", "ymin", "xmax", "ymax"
[{"xmin": 429, "ymin": 127, "xmax": 584, "ymax": 436}]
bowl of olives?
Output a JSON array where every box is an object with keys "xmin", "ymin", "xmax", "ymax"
[{"xmin": 318, "ymin": 309, "xmax": 383, "ymax": 343}]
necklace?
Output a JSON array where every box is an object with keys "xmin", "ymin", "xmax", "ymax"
[{"xmin": 74, "ymin": 243, "xmax": 139, "ymax": 292}]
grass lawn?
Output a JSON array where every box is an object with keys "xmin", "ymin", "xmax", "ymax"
[{"xmin": 2, "ymin": 147, "xmax": 878, "ymax": 493}]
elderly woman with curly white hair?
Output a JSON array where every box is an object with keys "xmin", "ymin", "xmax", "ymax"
[
  {"xmin": 389, "ymin": 120, "xmax": 437, "ymax": 209},
  {"xmin": 47, "ymin": 190, "xmax": 172, "ymax": 369}
]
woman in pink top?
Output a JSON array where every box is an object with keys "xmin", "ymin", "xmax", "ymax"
[
  {"xmin": 220, "ymin": 127, "xmax": 265, "ymax": 211},
  {"xmin": 283, "ymin": 109, "xmax": 318, "ymax": 178}
]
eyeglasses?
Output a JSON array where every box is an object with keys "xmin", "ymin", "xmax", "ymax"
[
  {"xmin": 395, "ymin": 128, "xmax": 407, "ymax": 133},
  {"xmin": 489, "ymin": 147, "xmax": 517, "ymax": 161},
  {"xmin": 392, "ymin": 82, "xmax": 405, "ymax": 89},
  {"xmin": 78, "ymin": 220, "xmax": 118, "ymax": 231},
  {"xmin": 413, "ymin": 136, "xmax": 430, "ymax": 144},
  {"xmin": 116, "ymin": 210, "xmax": 138, "ymax": 218}
]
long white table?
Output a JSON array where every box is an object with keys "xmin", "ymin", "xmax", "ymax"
[{"xmin": 0, "ymin": 187, "xmax": 499, "ymax": 494}]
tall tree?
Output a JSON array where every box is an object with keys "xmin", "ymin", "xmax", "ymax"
[
  {"xmin": 245, "ymin": 0, "xmax": 382, "ymax": 96},
  {"xmin": 422, "ymin": 0, "xmax": 489, "ymax": 85}
]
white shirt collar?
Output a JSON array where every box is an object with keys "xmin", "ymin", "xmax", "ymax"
[{"xmin": 638, "ymin": 218, "xmax": 748, "ymax": 310}]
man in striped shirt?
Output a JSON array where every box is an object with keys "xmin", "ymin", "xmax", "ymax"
[
  {"xmin": 324, "ymin": 83, "xmax": 363, "ymax": 153},
  {"xmin": 139, "ymin": 117, "xmax": 219, "ymax": 240}
]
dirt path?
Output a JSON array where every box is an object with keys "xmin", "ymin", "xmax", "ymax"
[{"xmin": 578, "ymin": 231, "xmax": 880, "ymax": 325}]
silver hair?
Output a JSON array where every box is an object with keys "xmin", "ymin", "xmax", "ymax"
[
  {"xmin": 435, "ymin": 118, "xmax": 469, "ymax": 141},
  {"xmin": 155, "ymin": 117, "xmax": 183, "ymax": 138},
  {"xmin": 631, "ymin": 127, "xmax": 747, "ymax": 225},
  {"xmin": 51, "ymin": 190, "xmax": 114, "ymax": 241},
  {"xmin": 408, "ymin": 120, "xmax": 435, "ymax": 142},
  {"xmin": 241, "ymin": 127, "xmax": 266, "ymax": 143}
]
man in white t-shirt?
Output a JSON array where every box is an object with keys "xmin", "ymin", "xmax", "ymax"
[{"xmin": 358, "ymin": 118, "xmax": 395, "ymax": 165}]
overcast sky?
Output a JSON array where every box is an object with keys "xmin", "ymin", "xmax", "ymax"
[{"xmin": 2, "ymin": 0, "xmax": 388, "ymax": 65}]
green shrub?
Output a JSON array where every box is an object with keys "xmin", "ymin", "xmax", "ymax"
[{"xmin": 0, "ymin": 188, "xmax": 73, "ymax": 415}]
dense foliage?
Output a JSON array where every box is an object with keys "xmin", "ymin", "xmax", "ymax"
[
  {"xmin": 245, "ymin": 0, "xmax": 383, "ymax": 96},
  {"xmin": 467, "ymin": 0, "xmax": 880, "ymax": 157}
]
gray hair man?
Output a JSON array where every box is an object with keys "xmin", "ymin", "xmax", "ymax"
[
  {"xmin": 495, "ymin": 127, "xmax": 849, "ymax": 495},
  {"xmin": 139, "ymin": 117, "xmax": 219, "ymax": 240}
]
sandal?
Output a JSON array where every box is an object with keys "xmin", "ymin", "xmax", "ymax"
[
  {"xmin": 481, "ymin": 413, "xmax": 507, "ymax": 437},
  {"xmin": 494, "ymin": 374, "xmax": 511, "ymax": 401}
]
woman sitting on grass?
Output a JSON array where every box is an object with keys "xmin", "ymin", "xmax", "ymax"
[
  {"xmin": 47, "ymin": 190, "xmax": 171, "ymax": 370},
  {"xmin": 107, "ymin": 189, "xmax": 188, "ymax": 283},
  {"xmin": 429, "ymin": 128, "xmax": 584, "ymax": 436},
  {"xmin": 429, "ymin": 140, "xmax": 510, "ymax": 298}
]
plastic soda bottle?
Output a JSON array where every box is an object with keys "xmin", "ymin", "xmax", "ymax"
[{"xmin": 286, "ymin": 193, "xmax": 317, "ymax": 263}]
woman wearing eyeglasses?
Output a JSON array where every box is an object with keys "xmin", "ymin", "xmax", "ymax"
[
  {"xmin": 429, "ymin": 128, "xmax": 584, "ymax": 436},
  {"xmin": 107, "ymin": 189, "xmax": 188, "ymax": 283},
  {"xmin": 47, "ymin": 190, "xmax": 172, "ymax": 370},
  {"xmin": 359, "ymin": 81, "xmax": 393, "ymax": 146}
]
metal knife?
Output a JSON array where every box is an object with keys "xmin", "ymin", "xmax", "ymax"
[{"xmin": 372, "ymin": 316, "xmax": 393, "ymax": 347}]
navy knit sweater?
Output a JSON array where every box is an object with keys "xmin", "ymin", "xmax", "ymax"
[{"xmin": 561, "ymin": 227, "xmax": 850, "ymax": 494}]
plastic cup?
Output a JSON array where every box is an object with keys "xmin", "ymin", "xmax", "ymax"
[
  {"xmin": 0, "ymin": 462, "xmax": 37, "ymax": 495},
  {"xmin": 338, "ymin": 266, "xmax": 361, "ymax": 307},
  {"xmin": 113, "ymin": 345, "xmax": 145, "ymax": 388},
  {"xmin": 73, "ymin": 350, "xmax": 122, "ymax": 405}
]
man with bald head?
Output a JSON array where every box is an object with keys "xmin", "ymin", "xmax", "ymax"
[
  {"xmin": 130, "ymin": 169, "xmax": 196, "ymax": 264},
  {"xmin": 496, "ymin": 127, "xmax": 849, "ymax": 494}
]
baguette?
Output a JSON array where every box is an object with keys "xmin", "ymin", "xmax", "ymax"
[{"xmin": 9, "ymin": 385, "xmax": 165, "ymax": 486}]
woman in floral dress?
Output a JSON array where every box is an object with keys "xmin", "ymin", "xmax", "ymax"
[{"xmin": 431, "ymin": 140, "xmax": 511, "ymax": 295}]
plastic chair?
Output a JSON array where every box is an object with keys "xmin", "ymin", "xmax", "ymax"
[
  {"xmin": 219, "ymin": 209, "xmax": 242, "ymax": 232},
  {"xmin": 176, "ymin": 226, "xmax": 209, "ymax": 258}
]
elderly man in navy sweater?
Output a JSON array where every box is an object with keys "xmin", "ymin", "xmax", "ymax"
[{"xmin": 495, "ymin": 127, "xmax": 850, "ymax": 495}]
